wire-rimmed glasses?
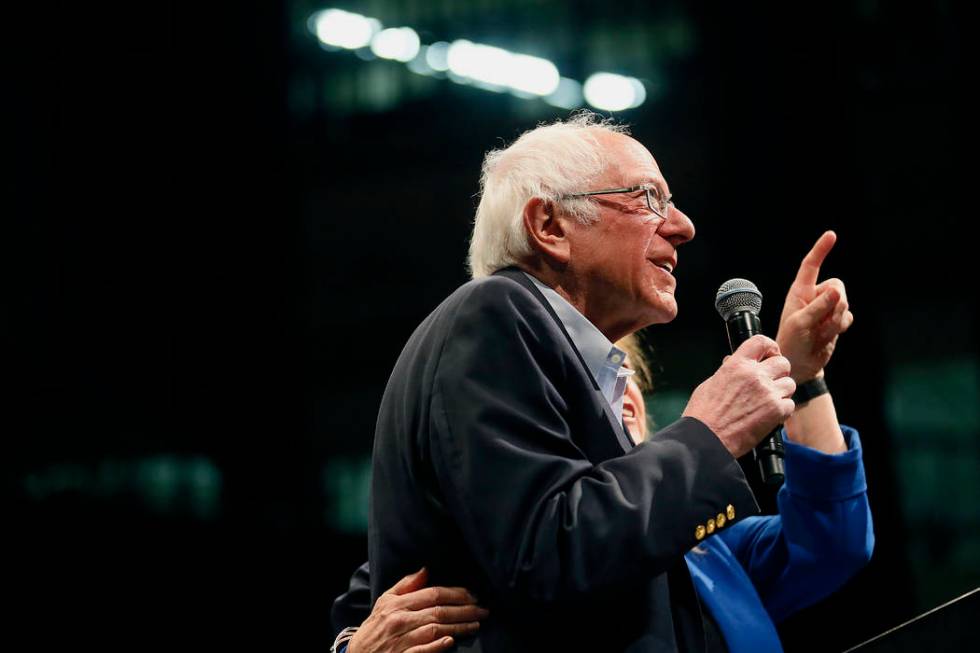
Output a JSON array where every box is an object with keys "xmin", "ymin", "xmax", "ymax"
[{"xmin": 562, "ymin": 185, "xmax": 673, "ymax": 222}]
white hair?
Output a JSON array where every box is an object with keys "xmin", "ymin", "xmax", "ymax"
[{"xmin": 467, "ymin": 112, "xmax": 630, "ymax": 279}]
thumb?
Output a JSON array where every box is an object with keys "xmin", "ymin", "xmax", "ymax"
[
  {"xmin": 733, "ymin": 334, "xmax": 780, "ymax": 362},
  {"xmin": 388, "ymin": 567, "xmax": 428, "ymax": 595},
  {"xmin": 796, "ymin": 286, "xmax": 840, "ymax": 329}
]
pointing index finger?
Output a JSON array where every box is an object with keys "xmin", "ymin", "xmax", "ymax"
[{"xmin": 794, "ymin": 230, "xmax": 837, "ymax": 287}]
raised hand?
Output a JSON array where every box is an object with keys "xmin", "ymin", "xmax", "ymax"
[
  {"xmin": 683, "ymin": 335, "xmax": 796, "ymax": 458},
  {"xmin": 348, "ymin": 568, "xmax": 488, "ymax": 653},
  {"xmin": 776, "ymin": 231, "xmax": 855, "ymax": 383}
]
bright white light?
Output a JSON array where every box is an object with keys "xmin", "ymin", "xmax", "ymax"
[
  {"xmin": 425, "ymin": 41, "xmax": 450, "ymax": 71},
  {"xmin": 308, "ymin": 11, "xmax": 647, "ymax": 109},
  {"xmin": 371, "ymin": 27, "xmax": 420, "ymax": 62},
  {"xmin": 583, "ymin": 73, "xmax": 643, "ymax": 111},
  {"xmin": 509, "ymin": 54, "xmax": 560, "ymax": 96},
  {"xmin": 628, "ymin": 77, "xmax": 647, "ymax": 109},
  {"xmin": 447, "ymin": 40, "xmax": 560, "ymax": 96},
  {"xmin": 545, "ymin": 77, "xmax": 584, "ymax": 109},
  {"xmin": 447, "ymin": 40, "xmax": 507, "ymax": 90},
  {"xmin": 313, "ymin": 9, "xmax": 380, "ymax": 50}
]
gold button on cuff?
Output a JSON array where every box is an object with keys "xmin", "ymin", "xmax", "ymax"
[
  {"xmin": 726, "ymin": 504, "xmax": 736, "ymax": 520},
  {"xmin": 706, "ymin": 518, "xmax": 716, "ymax": 534},
  {"xmin": 716, "ymin": 513, "xmax": 726, "ymax": 529},
  {"xmin": 695, "ymin": 525, "xmax": 706, "ymax": 541}
]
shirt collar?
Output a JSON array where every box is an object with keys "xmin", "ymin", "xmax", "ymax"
[{"xmin": 524, "ymin": 272, "xmax": 626, "ymax": 383}]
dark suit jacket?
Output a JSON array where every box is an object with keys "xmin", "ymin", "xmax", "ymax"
[{"xmin": 360, "ymin": 267, "xmax": 758, "ymax": 651}]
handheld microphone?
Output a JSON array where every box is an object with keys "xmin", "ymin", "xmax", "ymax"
[{"xmin": 715, "ymin": 278, "xmax": 785, "ymax": 486}]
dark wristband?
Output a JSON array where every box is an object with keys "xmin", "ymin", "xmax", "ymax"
[{"xmin": 793, "ymin": 376, "xmax": 829, "ymax": 404}]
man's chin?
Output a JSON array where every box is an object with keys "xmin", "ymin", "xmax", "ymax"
[{"xmin": 644, "ymin": 295, "xmax": 678, "ymax": 324}]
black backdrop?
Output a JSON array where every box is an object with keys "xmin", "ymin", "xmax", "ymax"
[{"xmin": 8, "ymin": 1, "xmax": 975, "ymax": 649}]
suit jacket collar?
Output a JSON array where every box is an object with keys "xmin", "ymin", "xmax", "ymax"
[{"xmin": 492, "ymin": 267, "xmax": 635, "ymax": 453}]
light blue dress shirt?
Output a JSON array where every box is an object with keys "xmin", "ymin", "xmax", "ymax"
[{"xmin": 524, "ymin": 273, "xmax": 633, "ymax": 421}]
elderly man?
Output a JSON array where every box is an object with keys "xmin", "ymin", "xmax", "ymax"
[{"xmin": 362, "ymin": 114, "xmax": 861, "ymax": 652}]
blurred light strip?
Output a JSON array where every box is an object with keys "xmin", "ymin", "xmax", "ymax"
[
  {"xmin": 371, "ymin": 27, "xmax": 421, "ymax": 62},
  {"xmin": 313, "ymin": 9, "xmax": 380, "ymax": 49},
  {"xmin": 309, "ymin": 8, "xmax": 646, "ymax": 110},
  {"xmin": 583, "ymin": 73, "xmax": 646, "ymax": 111},
  {"xmin": 446, "ymin": 40, "xmax": 559, "ymax": 96}
]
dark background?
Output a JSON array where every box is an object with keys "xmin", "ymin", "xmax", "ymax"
[{"xmin": 8, "ymin": 1, "xmax": 976, "ymax": 649}]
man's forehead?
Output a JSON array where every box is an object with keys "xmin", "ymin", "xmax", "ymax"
[{"xmin": 597, "ymin": 131, "xmax": 666, "ymax": 188}]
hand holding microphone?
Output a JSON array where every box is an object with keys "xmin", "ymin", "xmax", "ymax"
[
  {"xmin": 682, "ymin": 278, "xmax": 795, "ymax": 484},
  {"xmin": 682, "ymin": 333, "xmax": 796, "ymax": 461}
]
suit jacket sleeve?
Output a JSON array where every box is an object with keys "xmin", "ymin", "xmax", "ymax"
[
  {"xmin": 427, "ymin": 279, "xmax": 758, "ymax": 603},
  {"xmin": 717, "ymin": 426, "xmax": 874, "ymax": 622},
  {"xmin": 331, "ymin": 561, "xmax": 371, "ymax": 639}
]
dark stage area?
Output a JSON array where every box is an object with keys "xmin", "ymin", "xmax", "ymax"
[{"xmin": 8, "ymin": 1, "xmax": 976, "ymax": 649}]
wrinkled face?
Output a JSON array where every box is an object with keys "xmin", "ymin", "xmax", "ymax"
[
  {"xmin": 564, "ymin": 132, "xmax": 696, "ymax": 337},
  {"xmin": 622, "ymin": 376, "xmax": 647, "ymax": 443}
]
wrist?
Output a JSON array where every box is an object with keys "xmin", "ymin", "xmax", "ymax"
[
  {"xmin": 793, "ymin": 375, "xmax": 829, "ymax": 405},
  {"xmin": 792, "ymin": 367, "xmax": 824, "ymax": 384},
  {"xmin": 331, "ymin": 627, "xmax": 359, "ymax": 653}
]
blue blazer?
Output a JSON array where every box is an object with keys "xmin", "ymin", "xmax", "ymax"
[{"xmin": 686, "ymin": 426, "xmax": 873, "ymax": 652}]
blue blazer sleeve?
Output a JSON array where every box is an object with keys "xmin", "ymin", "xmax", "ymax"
[{"xmin": 717, "ymin": 426, "xmax": 874, "ymax": 623}]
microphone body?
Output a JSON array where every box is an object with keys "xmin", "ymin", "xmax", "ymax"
[{"xmin": 716, "ymin": 279, "xmax": 785, "ymax": 486}]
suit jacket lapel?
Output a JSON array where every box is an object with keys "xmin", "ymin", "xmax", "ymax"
[{"xmin": 493, "ymin": 268, "xmax": 635, "ymax": 453}]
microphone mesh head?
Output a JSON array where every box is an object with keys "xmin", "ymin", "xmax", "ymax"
[{"xmin": 715, "ymin": 278, "xmax": 763, "ymax": 321}]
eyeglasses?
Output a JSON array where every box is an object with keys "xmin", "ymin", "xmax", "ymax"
[{"xmin": 562, "ymin": 185, "xmax": 674, "ymax": 222}]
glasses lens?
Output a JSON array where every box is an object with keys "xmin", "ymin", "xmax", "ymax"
[{"xmin": 645, "ymin": 189, "xmax": 669, "ymax": 219}]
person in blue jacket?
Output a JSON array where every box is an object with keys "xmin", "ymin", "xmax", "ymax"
[{"xmin": 331, "ymin": 212, "xmax": 872, "ymax": 651}]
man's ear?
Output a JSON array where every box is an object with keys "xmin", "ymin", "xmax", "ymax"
[{"xmin": 522, "ymin": 197, "xmax": 571, "ymax": 265}]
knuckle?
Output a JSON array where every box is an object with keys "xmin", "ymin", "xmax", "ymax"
[{"xmin": 390, "ymin": 612, "xmax": 410, "ymax": 629}]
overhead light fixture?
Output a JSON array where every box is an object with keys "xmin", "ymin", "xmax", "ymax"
[
  {"xmin": 313, "ymin": 9, "xmax": 380, "ymax": 50},
  {"xmin": 583, "ymin": 73, "xmax": 646, "ymax": 111},
  {"xmin": 424, "ymin": 41, "xmax": 451, "ymax": 72},
  {"xmin": 371, "ymin": 27, "xmax": 421, "ymax": 63},
  {"xmin": 446, "ymin": 40, "xmax": 560, "ymax": 97},
  {"xmin": 308, "ymin": 9, "xmax": 647, "ymax": 111}
]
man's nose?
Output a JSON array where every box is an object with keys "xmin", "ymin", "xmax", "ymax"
[{"xmin": 658, "ymin": 205, "xmax": 695, "ymax": 245}]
